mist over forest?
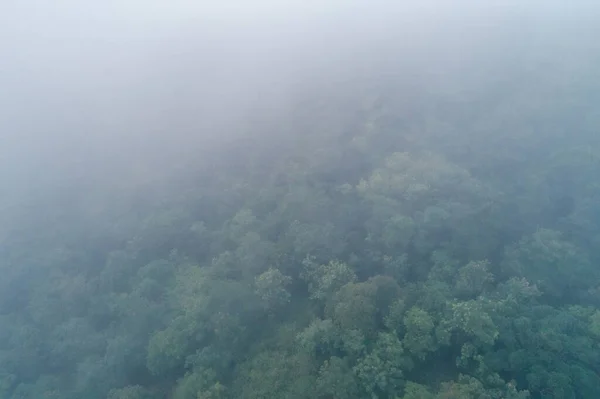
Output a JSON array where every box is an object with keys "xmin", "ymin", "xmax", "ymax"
[{"xmin": 2, "ymin": 1, "xmax": 600, "ymax": 398}]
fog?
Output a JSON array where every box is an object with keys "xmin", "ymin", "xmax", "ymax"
[
  {"xmin": 4, "ymin": 2, "xmax": 600, "ymax": 398},
  {"xmin": 1, "ymin": 0, "xmax": 600, "ymax": 227},
  {"xmin": 2, "ymin": 1, "xmax": 598, "ymax": 175}
]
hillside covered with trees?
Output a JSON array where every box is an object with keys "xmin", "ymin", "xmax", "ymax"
[{"xmin": 2, "ymin": 2, "xmax": 600, "ymax": 399}]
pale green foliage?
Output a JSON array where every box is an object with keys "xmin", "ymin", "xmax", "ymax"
[
  {"xmin": 356, "ymin": 152, "xmax": 489, "ymax": 225},
  {"xmin": 526, "ymin": 369, "xmax": 573, "ymax": 398},
  {"xmin": 450, "ymin": 300, "xmax": 498, "ymax": 345},
  {"xmin": 286, "ymin": 220, "xmax": 346, "ymax": 260},
  {"xmin": 502, "ymin": 229, "xmax": 594, "ymax": 298},
  {"xmin": 456, "ymin": 342, "xmax": 478, "ymax": 369},
  {"xmin": 428, "ymin": 250, "xmax": 461, "ymax": 283},
  {"xmin": 368, "ymin": 275, "xmax": 402, "ymax": 317},
  {"xmin": 301, "ymin": 257, "xmax": 357, "ymax": 301},
  {"xmin": 146, "ymin": 319, "xmax": 193, "ymax": 376},
  {"xmin": 296, "ymin": 318, "xmax": 338, "ymax": 356},
  {"xmin": 172, "ymin": 369, "xmax": 220, "ymax": 399},
  {"xmin": 234, "ymin": 231, "xmax": 275, "ymax": 277},
  {"xmin": 197, "ymin": 382, "xmax": 227, "ymax": 399},
  {"xmin": 316, "ymin": 356, "xmax": 359, "ymax": 399},
  {"xmin": 98, "ymin": 250, "xmax": 140, "ymax": 294},
  {"xmin": 403, "ymin": 307, "xmax": 435, "ymax": 360},
  {"xmin": 254, "ymin": 268, "xmax": 292, "ymax": 310},
  {"xmin": 129, "ymin": 208, "xmax": 193, "ymax": 254},
  {"xmin": 503, "ymin": 383, "xmax": 531, "ymax": 399},
  {"xmin": 326, "ymin": 275, "xmax": 400, "ymax": 334},
  {"xmin": 235, "ymin": 351, "xmax": 317, "ymax": 399},
  {"xmin": 381, "ymin": 215, "xmax": 416, "ymax": 250},
  {"xmin": 382, "ymin": 254, "xmax": 409, "ymax": 283},
  {"xmin": 357, "ymin": 152, "xmax": 472, "ymax": 201},
  {"xmin": 353, "ymin": 332, "xmax": 410, "ymax": 398},
  {"xmin": 297, "ymin": 319, "xmax": 366, "ymax": 360},
  {"xmin": 454, "ymin": 260, "xmax": 494, "ymax": 298},
  {"xmin": 401, "ymin": 382, "xmax": 434, "ymax": 399},
  {"xmin": 384, "ymin": 299, "xmax": 406, "ymax": 332},
  {"xmin": 171, "ymin": 265, "xmax": 212, "ymax": 317},
  {"xmin": 357, "ymin": 152, "xmax": 495, "ymax": 258},
  {"xmin": 496, "ymin": 277, "xmax": 541, "ymax": 304},
  {"xmin": 337, "ymin": 328, "xmax": 367, "ymax": 358},
  {"xmin": 227, "ymin": 209, "xmax": 257, "ymax": 240},
  {"xmin": 415, "ymin": 279, "xmax": 453, "ymax": 315},
  {"xmin": 436, "ymin": 375, "xmax": 492, "ymax": 399},
  {"xmin": 327, "ymin": 281, "xmax": 378, "ymax": 333}
]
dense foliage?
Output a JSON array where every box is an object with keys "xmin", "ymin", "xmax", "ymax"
[{"xmin": 2, "ymin": 15, "xmax": 600, "ymax": 399}]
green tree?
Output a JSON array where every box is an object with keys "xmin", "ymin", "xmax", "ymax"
[
  {"xmin": 402, "ymin": 382, "xmax": 435, "ymax": 399},
  {"xmin": 254, "ymin": 268, "xmax": 292, "ymax": 311},
  {"xmin": 301, "ymin": 258, "xmax": 357, "ymax": 301},
  {"xmin": 353, "ymin": 332, "xmax": 411, "ymax": 398},
  {"xmin": 454, "ymin": 260, "xmax": 494, "ymax": 299},
  {"xmin": 502, "ymin": 229, "xmax": 595, "ymax": 301},
  {"xmin": 403, "ymin": 307, "xmax": 436, "ymax": 360},
  {"xmin": 316, "ymin": 356, "xmax": 359, "ymax": 399}
]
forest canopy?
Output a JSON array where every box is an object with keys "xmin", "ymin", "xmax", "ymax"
[{"xmin": 2, "ymin": 1, "xmax": 600, "ymax": 398}]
